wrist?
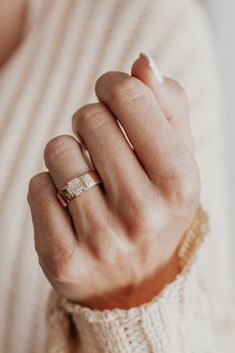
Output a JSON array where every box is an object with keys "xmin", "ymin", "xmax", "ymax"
[{"xmin": 79, "ymin": 250, "xmax": 180, "ymax": 310}]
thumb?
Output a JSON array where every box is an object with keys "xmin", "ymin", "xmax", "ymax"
[{"xmin": 131, "ymin": 53, "xmax": 194, "ymax": 153}]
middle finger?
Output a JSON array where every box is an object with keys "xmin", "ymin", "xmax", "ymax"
[{"xmin": 73, "ymin": 102, "xmax": 153, "ymax": 207}]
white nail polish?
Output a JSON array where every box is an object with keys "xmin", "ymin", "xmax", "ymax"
[{"xmin": 140, "ymin": 52, "xmax": 164, "ymax": 83}]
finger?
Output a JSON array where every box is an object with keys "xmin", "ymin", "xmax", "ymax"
[
  {"xmin": 44, "ymin": 135, "xmax": 107, "ymax": 233},
  {"xmin": 27, "ymin": 172, "xmax": 79, "ymax": 282},
  {"xmin": 131, "ymin": 53, "xmax": 194, "ymax": 153},
  {"xmin": 95, "ymin": 71, "xmax": 194, "ymax": 198},
  {"xmin": 72, "ymin": 102, "xmax": 153, "ymax": 207}
]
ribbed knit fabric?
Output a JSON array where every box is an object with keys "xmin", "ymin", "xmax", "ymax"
[
  {"xmin": 0, "ymin": 1, "xmax": 234, "ymax": 353},
  {"xmin": 46, "ymin": 207, "xmax": 212, "ymax": 353}
]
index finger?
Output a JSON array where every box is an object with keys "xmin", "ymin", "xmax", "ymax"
[{"xmin": 95, "ymin": 72, "xmax": 193, "ymax": 190}]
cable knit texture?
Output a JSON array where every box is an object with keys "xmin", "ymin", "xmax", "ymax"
[
  {"xmin": 46, "ymin": 208, "xmax": 213, "ymax": 353},
  {"xmin": 0, "ymin": 1, "xmax": 234, "ymax": 353}
]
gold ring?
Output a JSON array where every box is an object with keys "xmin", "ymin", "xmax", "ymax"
[{"xmin": 57, "ymin": 171, "xmax": 102, "ymax": 207}]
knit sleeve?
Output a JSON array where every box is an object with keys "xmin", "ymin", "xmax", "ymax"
[{"xmin": 45, "ymin": 207, "xmax": 212, "ymax": 353}]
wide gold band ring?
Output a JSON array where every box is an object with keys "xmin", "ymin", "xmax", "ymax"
[{"xmin": 57, "ymin": 171, "xmax": 102, "ymax": 207}]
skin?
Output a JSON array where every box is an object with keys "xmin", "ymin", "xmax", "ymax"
[
  {"xmin": 0, "ymin": 1, "xmax": 200, "ymax": 311},
  {"xmin": 0, "ymin": 0, "xmax": 27, "ymax": 67},
  {"xmin": 28, "ymin": 56, "xmax": 200, "ymax": 310}
]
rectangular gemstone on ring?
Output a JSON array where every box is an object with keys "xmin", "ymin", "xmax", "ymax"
[{"xmin": 68, "ymin": 178, "xmax": 84, "ymax": 195}]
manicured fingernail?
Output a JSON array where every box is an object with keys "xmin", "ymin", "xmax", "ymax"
[{"xmin": 139, "ymin": 52, "xmax": 164, "ymax": 83}]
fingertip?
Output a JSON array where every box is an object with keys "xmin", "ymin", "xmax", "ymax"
[
  {"xmin": 131, "ymin": 54, "xmax": 149, "ymax": 83},
  {"xmin": 131, "ymin": 52, "xmax": 164, "ymax": 86},
  {"xmin": 132, "ymin": 54, "xmax": 193, "ymax": 153}
]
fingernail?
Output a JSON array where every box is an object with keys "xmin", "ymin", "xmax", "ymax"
[{"xmin": 139, "ymin": 52, "xmax": 164, "ymax": 83}]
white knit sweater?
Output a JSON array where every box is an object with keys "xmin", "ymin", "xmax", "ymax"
[{"xmin": 0, "ymin": 1, "xmax": 234, "ymax": 352}]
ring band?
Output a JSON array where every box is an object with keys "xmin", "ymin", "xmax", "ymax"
[{"xmin": 57, "ymin": 171, "xmax": 102, "ymax": 207}]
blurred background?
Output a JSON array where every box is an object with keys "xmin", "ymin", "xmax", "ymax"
[{"xmin": 205, "ymin": 0, "xmax": 235, "ymax": 238}]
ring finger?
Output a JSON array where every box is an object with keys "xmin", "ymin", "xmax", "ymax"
[{"xmin": 44, "ymin": 135, "xmax": 107, "ymax": 237}]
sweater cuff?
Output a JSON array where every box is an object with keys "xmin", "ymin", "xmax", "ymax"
[{"xmin": 61, "ymin": 207, "xmax": 208, "ymax": 353}]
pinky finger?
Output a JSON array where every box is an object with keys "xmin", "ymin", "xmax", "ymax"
[{"xmin": 27, "ymin": 172, "xmax": 79, "ymax": 282}]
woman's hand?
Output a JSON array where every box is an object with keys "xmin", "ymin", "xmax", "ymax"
[{"xmin": 28, "ymin": 54, "xmax": 200, "ymax": 310}]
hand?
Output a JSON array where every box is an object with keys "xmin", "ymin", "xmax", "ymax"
[{"xmin": 28, "ymin": 54, "xmax": 200, "ymax": 310}]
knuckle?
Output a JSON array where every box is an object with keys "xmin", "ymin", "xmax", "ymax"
[
  {"xmin": 44, "ymin": 135, "xmax": 77, "ymax": 164},
  {"xmin": 109, "ymin": 76, "xmax": 147, "ymax": 104},
  {"xmin": 179, "ymin": 161, "xmax": 200, "ymax": 202},
  {"xmin": 76, "ymin": 103, "xmax": 109, "ymax": 132},
  {"xmin": 95, "ymin": 71, "xmax": 128, "ymax": 96},
  {"xmin": 167, "ymin": 158, "xmax": 200, "ymax": 206},
  {"xmin": 28, "ymin": 172, "xmax": 50, "ymax": 200},
  {"xmin": 122, "ymin": 192, "xmax": 158, "ymax": 237}
]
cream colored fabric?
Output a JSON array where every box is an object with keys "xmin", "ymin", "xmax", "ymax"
[
  {"xmin": 0, "ymin": 1, "xmax": 234, "ymax": 352},
  {"xmin": 48, "ymin": 251, "xmax": 208, "ymax": 353},
  {"xmin": 46, "ymin": 208, "xmax": 212, "ymax": 353}
]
